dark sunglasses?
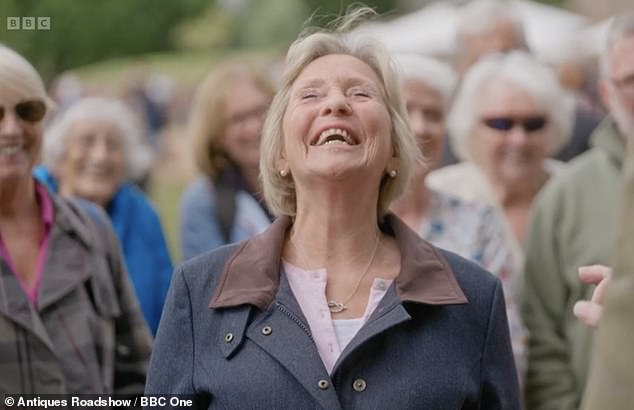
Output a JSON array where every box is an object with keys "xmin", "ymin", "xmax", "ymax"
[
  {"xmin": 482, "ymin": 116, "xmax": 548, "ymax": 133},
  {"xmin": 0, "ymin": 100, "xmax": 46, "ymax": 123}
]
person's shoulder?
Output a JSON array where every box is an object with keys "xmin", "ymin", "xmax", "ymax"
[
  {"xmin": 181, "ymin": 176, "xmax": 216, "ymax": 209},
  {"xmin": 177, "ymin": 242, "xmax": 242, "ymax": 287},
  {"xmin": 538, "ymin": 147, "xmax": 607, "ymax": 202}
]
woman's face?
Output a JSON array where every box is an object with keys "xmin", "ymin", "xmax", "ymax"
[
  {"xmin": 57, "ymin": 119, "xmax": 126, "ymax": 206},
  {"xmin": 402, "ymin": 78, "xmax": 446, "ymax": 178},
  {"xmin": 221, "ymin": 79, "xmax": 271, "ymax": 171},
  {"xmin": 0, "ymin": 83, "xmax": 45, "ymax": 186},
  {"xmin": 281, "ymin": 54, "xmax": 394, "ymax": 185},
  {"xmin": 471, "ymin": 81, "xmax": 548, "ymax": 184}
]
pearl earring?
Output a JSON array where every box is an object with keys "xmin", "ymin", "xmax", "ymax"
[
  {"xmin": 389, "ymin": 170, "xmax": 397, "ymax": 178},
  {"xmin": 280, "ymin": 169, "xmax": 289, "ymax": 177}
]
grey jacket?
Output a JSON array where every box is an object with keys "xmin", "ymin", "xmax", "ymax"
[
  {"xmin": 147, "ymin": 214, "xmax": 520, "ymax": 409},
  {"xmin": 0, "ymin": 195, "xmax": 152, "ymax": 394}
]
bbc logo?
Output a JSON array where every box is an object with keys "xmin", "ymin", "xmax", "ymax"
[{"xmin": 7, "ymin": 17, "xmax": 51, "ymax": 30}]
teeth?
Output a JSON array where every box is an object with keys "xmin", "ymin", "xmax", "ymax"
[
  {"xmin": 316, "ymin": 128, "xmax": 353, "ymax": 146},
  {"xmin": 0, "ymin": 146, "xmax": 21, "ymax": 156}
]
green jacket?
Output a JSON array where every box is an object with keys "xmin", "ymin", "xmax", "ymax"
[
  {"xmin": 522, "ymin": 119, "xmax": 625, "ymax": 410},
  {"xmin": 581, "ymin": 126, "xmax": 634, "ymax": 409}
]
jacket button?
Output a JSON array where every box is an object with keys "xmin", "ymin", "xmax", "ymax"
[
  {"xmin": 317, "ymin": 379, "xmax": 329, "ymax": 390},
  {"xmin": 352, "ymin": 378, "xmax": 367, "ymax": 392},
  {"xmin": 261, "ymin": 326, "xmax": 273, "ymax": 336},
  {"xmin": 224, "ymin": 333, "xmax": 234, "ymax": 343}
]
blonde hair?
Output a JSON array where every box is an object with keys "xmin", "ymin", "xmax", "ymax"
[
  {"xmin": 260, "ymin": 9, "xmax": 419, "ymax": 218},
  {"xmin": 189, "ymin": 61, "xmax": 276, "ymax": 181},
  {"xmin": 0, "ymin": 43, "xmax": 55, "ymax": 114}
]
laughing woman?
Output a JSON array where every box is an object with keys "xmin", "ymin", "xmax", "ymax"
[
  {"xmin": 0, "ymin": 44, "xmax": 150, "ymax": 394},
  {"xmin": 146, "ymin": 9, "xmax": 520, "ymax": 409}
]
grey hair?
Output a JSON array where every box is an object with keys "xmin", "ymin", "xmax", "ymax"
[
  {"xmin": 43, "ymin": 97, "xmax": 153, "ymax": 181},
  {"xmin": 0, "ymin": 43, "xmax": 56, "ymax": 114},
  {"xmin": 600, "ymin": 11, "xmax": 634, "ymax": 77},
  {"xmin": 392, "ymin": 53, "xmax": 458, "ymax": 108},
  {"xmin": 455, "ymin": 0, "xmax": 528, "ymax": 50},
  {"xmin": 448, "ymin": 50, "xmax": 574, "ymax": 161},
  {"xmin": 259, "ymin": 7, "xmax": 421, "ymax": 218}
]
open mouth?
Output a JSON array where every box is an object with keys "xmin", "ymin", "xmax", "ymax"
[
  {"xmin": 0, "ymin": 142, "xmax": 24, "ymax": 157},
  {"xmin": 311, "ymin": 128, "xmax": 357, "ymax": 146}
]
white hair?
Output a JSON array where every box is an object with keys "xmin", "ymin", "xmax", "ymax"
[
  {"xmin": 600, "ymin": 12, "xmax": 634, "ymax": 77},
  {"xmin": 448, "ymin": 51, "xmax": 574, "ymax": 161},
  {"xmin": 43, "ymin": 97, "xmax": 153, "ymax": 181},
  {"xmin": 455, "ymin": 0, "xmax": 527, "ymax": 49},
  {"xmin": 0, "ymin": 43, "xmax": 55, "ymax": 113},
  {"xmin": 392, "ymin": 53, "xmax": 457, "ymax": 108}
]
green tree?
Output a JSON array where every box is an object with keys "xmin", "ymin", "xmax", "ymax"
[{"xmin": 0, "ymin": 0, "xmax": 208, "ymax": 80}]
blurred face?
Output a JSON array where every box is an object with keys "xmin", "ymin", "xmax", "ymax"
[
  {"xmin": 281, "ymin": 54, "xmax": 395, "ymax": 186},
  {"xmin": 471, "ymin": 81, "xmax": 548, "ymax": 184},
  {"xmin": 57, "ymin": 119, "xmax": 126, "ymax": 206},
  {"xmin": 602, "ymin": 35, "xmax": 634, "ymax": 140},
  {"xmin": 0, "ymin": 83, "xmax": 46, "ymax": 186},
  {"xmin": 222, "ymin": 79, "xmax": 270, "ymax": 171},
  {"xmin": 402, "ymin": 78, "xmax": 446, "ymax": 178}
]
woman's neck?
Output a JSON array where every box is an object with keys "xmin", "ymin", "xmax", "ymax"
[
  {"xmin": 290, "ymin": 183, "xmax": 383, "ymax": 271},
  {"xmin": 0, "ymin": 177, "xmax": 37, "ymax": 219}
]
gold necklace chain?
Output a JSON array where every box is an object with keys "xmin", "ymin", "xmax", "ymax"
[{"xmin": 289, "ymin": 232, "xmax": 381, "ymax": 314}]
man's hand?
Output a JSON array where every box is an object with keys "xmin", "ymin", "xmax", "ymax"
[{"xmin": 573, "ymin": 265, "xmax": 612, "ymax": 328}]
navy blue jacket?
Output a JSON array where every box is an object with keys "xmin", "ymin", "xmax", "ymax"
[{"xmin": 146, "ymin": 215, "xmax": 520, "ymax": 409}]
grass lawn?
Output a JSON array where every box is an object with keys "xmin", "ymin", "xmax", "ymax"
[{"xmin": 148, "ymin": 179, "xmax": 187, "ymax": 264}]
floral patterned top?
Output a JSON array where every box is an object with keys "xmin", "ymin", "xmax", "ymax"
[{"xmin": 420, "ymin": 189, "xmax": 527, "ymax": 383}]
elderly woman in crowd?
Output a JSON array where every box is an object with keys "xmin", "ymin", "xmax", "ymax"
[
  {"xmin": 33, "ymin": 97, "xmax": 173, "ymax": 335},
  {"xmin": 146, "ymin": 10, "xmax": 519, "ymax": 408},
  {"xmin": 427, "ymin": 51, "xmax": 574, "ymax": 280},
  {"xmin": 390, "ymin": 53, "xmax": 527, "ymax": 380},
  {"xmin": 180, "ymin": 61, "xmax": 275, "ymax": 260},
  {"xmin": 0, "ymin": 44, "xmax": 150, "ymax": 393}
]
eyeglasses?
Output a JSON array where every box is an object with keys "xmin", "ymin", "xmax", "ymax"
[
  {"xmin": 482, "ymin": 116, "xmax": 548, "ymax": 133},
  {"xmin": 0, "ymin": 100, "xmax": 46, "ymax": 123}
]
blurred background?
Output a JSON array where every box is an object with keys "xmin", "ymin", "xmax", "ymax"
[{"xmin": 1, "ymin": 0, "xmax": 630, "ymax": 261}]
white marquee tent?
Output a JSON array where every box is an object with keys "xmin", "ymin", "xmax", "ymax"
[{"xmin": 352, "ymin": 0, "xmax": 593, "ymax": 61}]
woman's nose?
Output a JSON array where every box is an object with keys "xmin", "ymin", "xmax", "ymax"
[
  {"xmin": 0, "ymin": 110, "xmax": 22, "ymax": 137},
  {"xmin": 320, "ymin": 91, "xmax": 351, "ymax": 116}
]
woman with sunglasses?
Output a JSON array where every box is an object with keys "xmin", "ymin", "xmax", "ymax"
[
  {"xmin": 427, "ymin": 51, "xmax": 574, "ymax": 285},
  {"xmin": 0, "ymin": 44, "xmax": 151, "ymax": 394},
  {"xmin": 390, "ymin": 54, "xmax": 527, "ymax": 384}
]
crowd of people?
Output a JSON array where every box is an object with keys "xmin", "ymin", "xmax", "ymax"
[{"xmin": 1, "ymin": 1, "xmax": 633, "ymax": 409}]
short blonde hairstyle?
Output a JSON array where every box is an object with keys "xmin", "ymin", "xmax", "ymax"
[
  {"xmin": 448, "ymin": 51, "xmax": 574, "ymax": 161},
  {"xmin": 0, "ymin": 43, "xmax": 55, "ymax": 115},
  {"xmin": 43, "ymin": 97, "xmax": 152, "ymax": 181},
  {"xmin": 189, "ymin": 61, "xmax": 276, "ymax": 181},
  {"xmin": 260, "ymin": 8, "xmax": 420, "ymax": 218}
]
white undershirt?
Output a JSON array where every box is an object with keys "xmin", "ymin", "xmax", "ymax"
[{"xmin": 332, "ymin": 318, "xmax": 364, "ymax": 351}]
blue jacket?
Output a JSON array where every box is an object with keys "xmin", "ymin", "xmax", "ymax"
[
  {"xmin": 33, "ymin": 166, "xmax": 173, "ymax": 335},
  {"xmin": 146, "ymin": 215, "xmax": 520, "ymax": 409},
  {"xmin": 179, "ymin": 176, "xmax": 271, "ymax": 261}
]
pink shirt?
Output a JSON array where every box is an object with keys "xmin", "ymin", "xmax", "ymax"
[
  {"xmin": 283, "ymin": 260, "xmax": 392, "ymax": 374},
  {"xmin": 0, "ymin": 181, "xmax": 54, "ymax": 306}
]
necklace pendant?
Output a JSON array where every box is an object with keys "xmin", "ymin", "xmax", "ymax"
[{"xmin": 327, "ymin": 301, "xmax": 346, "ymax": 313}]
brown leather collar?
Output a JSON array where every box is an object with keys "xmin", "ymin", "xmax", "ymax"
[{"xmin": 210, "ymin": 214, "xmax": 467, "ymax": 310}]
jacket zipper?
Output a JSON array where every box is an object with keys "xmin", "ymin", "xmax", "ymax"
[{"xmin": 275, "ymin": 302, "xmax": 313, "ymax": 341}]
